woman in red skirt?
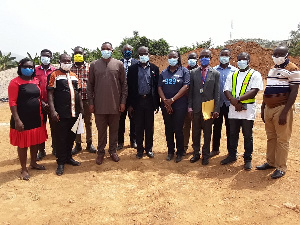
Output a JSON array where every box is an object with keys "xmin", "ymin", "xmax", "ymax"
[{"xmin": 8, "ymin": 58, "xmax": 48, "ymax": 180}]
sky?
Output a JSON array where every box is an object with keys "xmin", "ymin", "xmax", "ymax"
[{"xmin": 0, "ymin": 0, "xmax": 299, "ymax": 57}]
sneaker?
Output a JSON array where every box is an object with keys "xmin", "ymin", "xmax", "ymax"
[{"xmin": 244, "ymin": 161, "xmax": 252, "ymax": 170}]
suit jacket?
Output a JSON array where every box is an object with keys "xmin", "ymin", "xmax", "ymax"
[
  {"xmin": 188, "ymin": 67, "xmax": 220, "ymax": 114},
  {"xmin": 127, "ymin": 63, "xmax": 160, "ymax": 111},
  {"xmin": 120, "ymin": 58, "xmax": 139, "ymax": 65}
]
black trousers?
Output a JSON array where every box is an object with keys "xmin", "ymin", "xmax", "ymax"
[
  {"xmin": 212, "ymin": 103, "xmax": 230, "ymax": 152},
  {"xmin": 134, "ymin": 96, "xmax": 154, "ymax": 154},
  {"xmin": 192, "ymin": 112, "xmax": 214, "ymax": 159},
  {"xmin": 56, "ymin": 117, "xmax": 77, "ymax": 165},
  {"xmin": 228, "ymin": 119, "xmax": 253, "ymax": 162},
  {"xmin": 162, "ymin": 107, "xmax": 187, "ymax": 156},
  {"xmin": 39, "ymin": 111, "xmax": 57, "ymax": 151},
  {"xmin": 118, "ymin": 107, "xmax": 136, "ymax": 144}
]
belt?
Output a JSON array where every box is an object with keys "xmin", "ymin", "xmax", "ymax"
[
  {"xmin": 264, "ymin": 92, "xmax": 289, "ymax": 98},
  {"xmin": 140, "ymin": 94, "xmax": 151, "ymax": 99}
]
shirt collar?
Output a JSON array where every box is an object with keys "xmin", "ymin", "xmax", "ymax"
[
  {"xmin": 138, "ymin": 61, "xmax": 150, "ymax": 68},
  {"xmin": 200, "ymin": 65, "xmax": 210, "ymax": 71},
  {"xmin": 40, "ymin": 65, "xmax": 53, "ymax": 70},
  {"xmin": 216, "ymin": 64, "xmax": 232, "ymax": 70}
]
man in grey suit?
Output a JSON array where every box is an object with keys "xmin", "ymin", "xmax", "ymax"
[{"xmin": 188, "ymin": 49, "xmax": 220, "ymax": 165}]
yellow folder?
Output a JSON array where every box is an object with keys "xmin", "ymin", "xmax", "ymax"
[{"xmin": 202, "ymin": 99, "xmax": 215, "ymax": 120}]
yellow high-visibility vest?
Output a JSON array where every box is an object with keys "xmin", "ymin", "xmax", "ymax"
[{"xmin": 232, "ymin": 69, "xmax": 255, "ymax": 104}]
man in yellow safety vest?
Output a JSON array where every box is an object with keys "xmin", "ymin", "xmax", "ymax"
[{"xmin": 221, "ymin": 52, "xmax": 263, "ymax": 170}]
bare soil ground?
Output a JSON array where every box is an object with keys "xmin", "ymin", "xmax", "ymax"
[{"xmin": 0, "ymin": 96, "xmax": 300, "ymax": 224}]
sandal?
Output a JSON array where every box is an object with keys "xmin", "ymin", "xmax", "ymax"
[
  {"xmin": 30, "ymin": 164, "xmax": 46, "ymax": 170},
  {"xmin": 20, "ymin": 171, "xmax": 30, "ymax": 180}
]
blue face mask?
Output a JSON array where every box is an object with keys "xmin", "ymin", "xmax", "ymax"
[
  {"xmin": 123, "ymin": 50, "xmax": 132, "ymax": 60},
  {"xmin": 21, "ymin": 68, "xmax": 34, "ymax": 76},
  {"xmin": 139, "ymin": 55, "xmax": 149, "ymax": 63},
  {"xmin": 219, "ymin": 56, "xmax": 230, "ymax": 65},
  {"xmin": 188, "ymin": 59, "xmax": 197, "ymax": 67},
  {"xmin": 237, "ymin": 60, "xmax": 249, "ymax": 70},
  {"xmin": 168, "ymin": 58, "xmax": 178, "ymax": 67},
  {"xmin": 200, "ymin": 57, "xmax": 210, "ymax": 66},
  {"xmin": 101, "ymin": 50, "xmax": 112, "ymax": 59}
]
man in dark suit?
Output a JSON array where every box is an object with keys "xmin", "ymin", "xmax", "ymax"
[
  {"xmin": 188, "ymin": 49, "xmax": 220, "ymax": 165},
  {"xmin": 127, "ymin": 46, "xmax": 160, "ymax": 158},
  {"xmin": 117, "ymin": 44, "xmax": 139, "ymax": 150}
]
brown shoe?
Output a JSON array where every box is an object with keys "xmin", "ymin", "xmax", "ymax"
[
  {"xmin": 96, "ymin": 153, "xmax": 105, "ymax": 165},
  {"xmin": 110, "ymin": 153, "xmax": 120, "ymax": 162}
]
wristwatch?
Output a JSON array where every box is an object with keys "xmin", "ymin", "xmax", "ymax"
[{"xmin": 236, "ymin": 96, "xmax": 240, "ymax": 101}]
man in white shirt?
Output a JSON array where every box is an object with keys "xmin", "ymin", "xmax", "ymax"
[{"xmin": 221, "ymin": 52, "xmax": 263, "ymax": 170}]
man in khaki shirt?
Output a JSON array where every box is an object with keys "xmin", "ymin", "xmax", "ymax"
[{"xmin": 87, "ymin": 42, "xmax": 128, "ymax": 165}]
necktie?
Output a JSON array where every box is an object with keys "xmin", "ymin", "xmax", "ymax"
[
  {"xmin": 202, "ymin": 69, "xmax": 206, "ymax": 83},
  {"xmin": 125, "ymin": 60, "xmax": 129, "ymax": 75}
]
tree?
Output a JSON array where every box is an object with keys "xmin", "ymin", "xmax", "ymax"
[
  {"xmin": 0, "ymin": 51, "xmax": 17, "ymax": 71},
  {"xmin": 118, "ymin": 31, "xmax": 170, "ymax": 58},
  {"xmin": 289, "ymin": 23, "xmax": 300, "ymax": 56}
]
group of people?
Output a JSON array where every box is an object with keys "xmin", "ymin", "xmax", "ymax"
[{"xmin": 8, "ymin": 42, "xmax": 300, "ymax": 180}]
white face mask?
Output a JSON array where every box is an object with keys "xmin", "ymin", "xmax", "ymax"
[
  {"xmin": 272, "ymin": 53, "xmax": 288, "ymax": 65},
  {"xmin": 41, "ymin": 56, "xmax": 50, "ymax": 65},
  {"xmin": 60, "ymin": 63, "xmax": 72, "ymax": 71}
]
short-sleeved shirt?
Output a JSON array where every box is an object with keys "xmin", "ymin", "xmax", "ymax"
[
  {"xmin": 263, "ymin": 62, "xmax": 300, "ymax": 108},
  {"xmin": 47, "ymin": 69, "xmax": 82, "ymax": 118},
  {"xmin": 224, "ymin": 69, "xmax": 263, "ymax": 120},
  {"xmin": 213, "ymin": 64, "xmax": 237, "ymax": 107},
  {"xmin": 158, "ymin": 66, "xmax": 190, "ymax": 109},
  {"xmin": 35, "ymin": 65, "xmax": 56, "ymax": 103},
  {"xmin": 70, "ymin": 62, "xmax": 89, "ymax": 100}
]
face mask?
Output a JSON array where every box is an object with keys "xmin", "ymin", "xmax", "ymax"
[
  {"xmin": 74, "ymin": 54, "xmax": 84, "ymax": 63},
  {"xmin": 188, "ymin": 59, "xmax": 197, "ymax": 67},
  {"xmin": 200, "ymin": 57, "xmax": 210, "ymax": 66},
  {"xmin": 219, "ymin": 56, "xmax": 230, "ymax": 64},
  {"xmin": 101, "ymin": 50, "xmax": 112, "ymax": 59},
  {"xmin": 272, "ymin": 53, "xmax": 288, "ymax": 65},
  {"xmin": 60, "ymin": 63, "xmax": 72, "ymax": 71},
  {"xmin": 41, "ymin": 56, "xmax": 50, "ymax": 65},
  {"xmin": 237, "ymin": 60, "xmax": 249, "ymax": 70},
  {"xmin": 21, "ymin": 68, "xmax": 34, "ymax": 76},
  {"xmin": 139, "ymin": 55, "xmax": 149, "ymax": 63},
  {"xmin": 168, "ymin": 58, "xmax": 178, "ymax": 67},
  {"xmin": 123, "ymin": 50, "xmax": 132, "ymax": 60}
]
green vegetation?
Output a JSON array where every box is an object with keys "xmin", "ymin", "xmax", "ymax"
[
  {"xmin": 0, "ymin": 51, "xmax": 17, "ymax": 71},
  {"xmin": 289, "ymin": 23, "xmax": 300, "ymax": 56}
]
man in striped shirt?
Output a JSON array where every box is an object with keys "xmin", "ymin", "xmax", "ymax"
[{"xmin": 257, "ymin": 46, "xmax": 300, "ymax": 179}]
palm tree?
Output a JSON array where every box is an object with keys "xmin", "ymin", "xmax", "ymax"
[{"xmin": 0, "ymin": 51, "xmax": 17, "ymax": 71}]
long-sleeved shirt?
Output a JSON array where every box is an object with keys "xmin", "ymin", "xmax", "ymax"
[{"xmin": 87, "ymin": 58, "xmax": 127, "ymax": 114}]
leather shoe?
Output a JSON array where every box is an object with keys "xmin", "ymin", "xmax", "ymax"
[
  {"xmin": 136, "ymin": 152, "xmax": 143, "ymax": 159},
  {"xmin": 244, "ymin": 161, "xmax": 252, "ymax": 170},
  {"xmin": 117, "ymin": 143, "xmax": 124, "ymax": 151},
  {"xmin": 256, "ymin": 163, "xmax": 275, "ymax": 170},
  {"xmin": 166, "ymin": 154, "xmax": 174, "ymax": 161},
  {"xmin": 56, "ymin": 165, "xmax": 64, "ymax": 176},
  {"xmin": 72, "ymin": 143, "xmax": 82, "ymax": 155},
  {"xmin": 66, "ymin": 158, "xmax": 81, "ymax": 166},
  {"xmin": 175, "ymin": 155, "xmax": 183, "ymax": 163},
  {"xmin": 220, "ymin": 156, "xmax": 237, "ymax": 165},
  {"xmin": 96, "ymin": 153, "xmax": 105, "ymax": 165},
  {"xmin": 146, "ymin": 151, "xmax": 154, "ymax": 158},
  {"xmin": 202, "ymin": 158, "xmax": 209, "ymax": 165},
  {"xmin": 190, "ymin": 154, "xmax": 200, "ymax": 163},
  {"xmin": 86, "ymin": 142, "xmax": 97, "ymax": 153},
  {"xmin": 110, "ymin": 153, "xmax": 120, "ymax": 162},
  {"xmin": 37, "ymin": 149, "xmax": 46, "ymax": 161},
  {"xmin": 209, "ymin": 150, "xmax": 220, "ymax": 158},
  {"xmin": 131, "ymin": 142, "xmax": 137, "ymax": 149},
  {"xmin": 271, "ymin": 169, "xmax": 285, "ymax": 179}
]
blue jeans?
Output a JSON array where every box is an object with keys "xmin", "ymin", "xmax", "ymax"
[{"xmin": 228, "ymin": 119, "xmax": 254, "ymax": 162}]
